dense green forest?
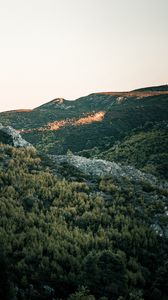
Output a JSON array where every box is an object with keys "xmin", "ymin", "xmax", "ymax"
[
  {"xmin": 0, "ymin": 144, "xmax": 168, "ymax": 300},
  {"xmin": 98, "ymin": 124, "xmax": 168, "ymax": 179}
]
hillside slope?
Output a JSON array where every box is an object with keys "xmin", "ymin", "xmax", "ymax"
[
  {"xmin": 0, "ymin": 142, "xmax": 168, "ymax": 300},
  {"xmin": 0, "ymin": 85, "xmax": 168, "ymax": 299},
  {"xmin": 0, "ymin": 85, "xmax": 168, "ymax": 160},
  {"xmin": 98, "ymin": 125, "xmax": 168, "ymax": 179}
]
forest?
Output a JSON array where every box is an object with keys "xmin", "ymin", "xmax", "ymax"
[{"xmin": 0, "ymin": 143, "xmax": 168, "ymax": 300}]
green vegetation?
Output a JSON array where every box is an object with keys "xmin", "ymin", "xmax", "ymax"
[
  {"xmin": 0, "ymin": 91, "xmax": 168, "ymax": 156},
  {"xmin": 0, "ymin": 144, "xmax": 168, "ymax": 300},
  {"xmin": 0, "ymin": 86, "xmax": 168, "ymax": 299},
  {"xmin": 98, "ymin": 125, "xmax": 168, "ymax": 179}
]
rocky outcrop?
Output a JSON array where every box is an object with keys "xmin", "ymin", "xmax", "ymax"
[
  {"xmin": 49, "ymin": 154, "xmax": 159, "ymax": 185},
  {"xmin": 0, "ymin": 123, "xmax": 32, "ymax": 147}
]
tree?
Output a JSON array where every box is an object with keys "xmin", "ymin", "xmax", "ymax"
[{"xmin": 82, "ymin": 250, "xmax": 127, "ymax": 299}]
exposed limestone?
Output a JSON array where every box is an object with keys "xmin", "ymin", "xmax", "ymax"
[
  {"xmin": 38, "ymin": 98, "xmax": 74, "ymax": 110},
  {"xmin": 0, "ymin": 123, "xmax": 33, "ymax": 148},
  {"xmin": 49, "ymin": 154, "xmax": 158, "ymax": 185}
]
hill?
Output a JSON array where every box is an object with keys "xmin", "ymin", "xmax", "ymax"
[
  {"xmin": 0, "ymin": 86, "xmax": 167, "ymax": 156},
  {"xmin": 0, "ymin": 85, "xmax": 168, "ymax": 299},
  {"xmin": 0, "ymin": 141, "xmax": 168, "ymax": 300},
  {"xmin": 133, "ymin": 84, "xmax": 168, "ymax": 92}
]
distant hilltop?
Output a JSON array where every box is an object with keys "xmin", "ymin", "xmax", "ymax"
[
  {"xmin": 0, "ymin": 84, "xmax": 167, "ymax": 164},
  {"xmin": 1, "ymin": 84, "xmax": 168, "ymax": 113}
]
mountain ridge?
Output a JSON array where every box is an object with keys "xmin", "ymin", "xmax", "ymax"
[
  {"xmin": 28, "ymin": 84, "xmax": 168, "ymax": 110},
  {"xmin": 1, "ymin": 84, "xmax": 168, "ymax": 113},
  {"xmin": 0, "ymin": 84, "xmax": 168, "ymax": 178}
]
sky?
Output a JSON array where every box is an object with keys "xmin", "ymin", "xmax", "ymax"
[{"xmin": 0, "ymin": 0, "xmax": 168, "ymax": 112}]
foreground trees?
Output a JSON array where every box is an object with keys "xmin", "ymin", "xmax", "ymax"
[{"xmin": 0, "ymin": 144, "xmax": 167, "ymax": 299}]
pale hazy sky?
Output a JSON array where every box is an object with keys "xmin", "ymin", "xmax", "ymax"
[{"xmin": 0, "ymin": 0, "xmax": 168, "ymax": 112}]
